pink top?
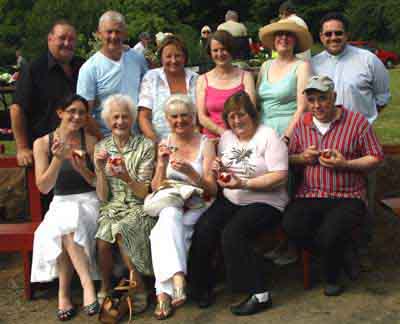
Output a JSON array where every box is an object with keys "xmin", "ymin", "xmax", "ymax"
[{"xmin": 202, "ymin": 72, "xmax": 245, "ymax": 138}]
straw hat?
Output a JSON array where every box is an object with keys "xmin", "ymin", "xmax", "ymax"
[{"xmin": 259, "ymin": 19, "xmax": 313, "ymax": 53}]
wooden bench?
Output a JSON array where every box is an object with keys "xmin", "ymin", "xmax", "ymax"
[{"xmin": 0, "ymin": 156, "xmax": 42, "ymax": 299}]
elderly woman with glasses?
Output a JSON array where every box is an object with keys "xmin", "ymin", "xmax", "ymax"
[
  {"xmin": 94, "ymin": 94, "xmax": 156, "ymax": 312},
  {"xmin": 31, "ymin": 94, "xmax": 100, "ymax": 321},
  {"xmin": 188, "ymin": 91, "xmax": 289, "ymax": 316},
  {"xmin": 149, "ymin": 94, "xmax": 217, "ymax": 320}
]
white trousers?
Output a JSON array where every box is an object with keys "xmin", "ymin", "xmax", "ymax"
[{"xmin": 150, "ymin": 205, "xmax": 207, "ymax": 296}]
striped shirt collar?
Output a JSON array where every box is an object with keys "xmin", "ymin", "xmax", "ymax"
[{"xmin": 303, "ymin": 105, "xmax": 345, "ymax": 129}]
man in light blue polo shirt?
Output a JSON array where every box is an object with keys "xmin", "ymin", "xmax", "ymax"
[
  {"xmin": 77, "ymin": 10, "xmax": 148, "ymax": 137},
  {"xmin": 312, "ymin": 12, "xmax": 390, "ymax": 124}
]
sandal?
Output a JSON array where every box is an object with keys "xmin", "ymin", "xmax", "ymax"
[
  {"xmin": 154, "ymin": 298, "xmax": 173, "ymax": 320},
  {"xmin": 171, "ymin": 286, "xmax": 187, "ymax": 308},
  {"xmin": 56, "ymin": 307, "xmax": 76, "ymax": 321},
  {"xmin": 83, "ymin": 300, "xmax": 100, "ymax": 316}
]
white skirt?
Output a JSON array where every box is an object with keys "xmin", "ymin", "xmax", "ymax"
[{"xmin": 31, "ymin": 191, "xmax": 100, "ymax": 283}]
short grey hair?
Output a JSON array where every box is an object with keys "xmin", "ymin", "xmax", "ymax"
[
  {"xmin": 164, "ymin": 94, "xmax": 196, "ymax": 117},
  {"xmin": 98, "ymin": 10, "xmax": 126, "ymax": 30},
  {"xmin": 101, "ymin": 94, "xmax": 136, "ymax": 127},
  {"xmin": 225, "ymin": 10, "xmax": 239, "ymax": 22}
]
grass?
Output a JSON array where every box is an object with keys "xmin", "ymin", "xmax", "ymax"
[
  {"xmin": 1, "ymin": 69, "xmax": 399, "ymax": 155},
  {"xmin": 374, "ymin": 68, "xmax": 400, "ymax": 144}
]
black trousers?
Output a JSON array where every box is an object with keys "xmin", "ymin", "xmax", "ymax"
[
  {"xmin": 188, "ymin": 193, "xmax": 282, "ymax": 296},
  {"xmin": 282, "ymin": 198, "xmax": 365, "ymax": 283}
]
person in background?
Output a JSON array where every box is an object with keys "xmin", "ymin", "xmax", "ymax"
[
  {"xmin": 197, "ymin": 30, "xmax": 256, "ymax": 140},
  {"xmin": 217, "ymin": 10, "xmax": 247, "ymax": 38},
  {"xmin": 150, "ymin": 94, "xmax": 217, "ymax": 320},
  {"xmin": 283, "ymin": 75, "xmax": 384, "ymax": 296},
  {"xmin": 31, "ymin": 94, "xmax": 99, "ymax": 321},
  {"xmin": 133, "ymin": 32, "xmax": 152, "ymax": 55},
  {"xmin": 217, "ymin": 10, "xmax": 250, "ymax": 60},
  {"xmin": 257, "ymin": 19, "xmax": 312, "ymax": 265},
  {"xmin": 188, "ymin": 91, "xmax": 288, "ymax": 315},
  {"xmin": 138, "ymin": 35, "xmax": 197, "ymax": 142},
  {"xmin": 15, "ymin": 49, "xmax": 28, "ymax": 70},
  {"xmin": 77, "ymin": 10, "xmax": 148, "ymax": 138},
  {"xmin": 94, "ymin": 94, "xmax": 156, "ymax": 312},
  {"xmin": 278, "ymin": 0, "xmax": 311, "ymax": 60},
  {"xmin": 199, "ymin": 25, "xmax": 213, "ymax": 74}
]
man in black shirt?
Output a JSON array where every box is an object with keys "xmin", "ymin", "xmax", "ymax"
[{"xmin": 10, "ymin": 20, "xmax": 84, "ymax": 166}]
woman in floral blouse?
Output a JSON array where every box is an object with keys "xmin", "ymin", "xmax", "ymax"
[{"xmin": 137, "ymin": 35, "xmax": 197, "ymax": 142}]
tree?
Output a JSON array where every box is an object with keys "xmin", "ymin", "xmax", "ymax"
[{"xmin": 0, "ymin": 0, "xmax": 34, "ymax": 64}]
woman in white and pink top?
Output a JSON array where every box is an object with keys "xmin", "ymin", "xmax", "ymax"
[{"xmin": 188, "ymin": 91, "xmax": 289, "ymax": 316}]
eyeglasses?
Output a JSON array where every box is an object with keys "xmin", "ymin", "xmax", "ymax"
[
  {"xmin": 323, "ymin": 30, "xmax": 345, "ymax": 38},
  {"xmin": 64, "ymin": 108, "xmax": 87, "ymax": 117},
  {"xmin": 202, "ymin": 31, "xmax": 210, "ymax": 35}
]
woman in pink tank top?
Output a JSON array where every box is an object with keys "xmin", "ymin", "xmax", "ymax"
[{"xmin": 197, "ymin": 30, "xmax": 256, "ymax": 139}]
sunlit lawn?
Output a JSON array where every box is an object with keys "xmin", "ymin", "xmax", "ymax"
[
  {"xmin": 1, "ymin": 69, "xmax": 399, "ymax": 155},
  {"xmin": 374, "ymin": 68, "xmax": 400, "ymax": 144}
]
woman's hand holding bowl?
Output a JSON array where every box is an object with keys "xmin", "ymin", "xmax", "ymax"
[
  {"xmin": 157, "ymin": 144, "xmax": 173, "ymax": 167},
  {"xmin": 217, "ymin": 172, "xmax": 243, "ymax": 189},
  {"xmin": 170, "ymin": 158, "xmax": 195, "ymax": 177},
  {"xmin": 94, "ymin": 149, "xmax": 109, "ymax": 172},
  {"xmin": 51, "ymin": 138, "xmax": 70, "ymax": 160}
]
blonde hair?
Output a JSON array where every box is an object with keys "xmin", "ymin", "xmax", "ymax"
[{"xmin": 164, "ymin": 94, "xmax": 196, "ymax": 118}]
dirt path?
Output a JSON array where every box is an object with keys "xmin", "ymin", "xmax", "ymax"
[{"xmin": 1, "ymin": 203, "xmax": 400, "ymax": 324}]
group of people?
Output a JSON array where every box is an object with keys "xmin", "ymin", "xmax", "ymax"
[{"xmin": 8, "ymin": 5, "xmax": 390, "ymax": 322}]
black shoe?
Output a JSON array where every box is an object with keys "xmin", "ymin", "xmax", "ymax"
[
  {"xmin": 324, "ymin": 284, "xmax": 344, "ymax": 297},
  {"xmin": 196, "ymin": 290, "xmax": 215, "ymax": 309},
  {"xmin": 230, "ymin": 294, "xmax": 272, "ymax": 316}
]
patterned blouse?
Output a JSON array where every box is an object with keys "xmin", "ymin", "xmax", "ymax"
[{"xmin": 138, "ymin": 67, "xmax": 198, "ymax": 139}]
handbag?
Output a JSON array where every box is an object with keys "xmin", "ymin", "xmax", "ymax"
[
  {"xmin": 99, "ymin": 293, "xmax": 133, "ymax": 324},
  {"xmin": 143, "ymin": 180, "xmax": 204, "ymax": 217}
]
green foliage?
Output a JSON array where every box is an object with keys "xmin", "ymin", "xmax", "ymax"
[
  {"xmin": 0, "ymin": 0, "xmax": 399, "ymax": 64},
  {"xmin": 0, "ymin": 0, "xmax": 34, "ymax": 64}
]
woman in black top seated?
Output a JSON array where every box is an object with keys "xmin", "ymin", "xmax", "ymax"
[{"xmin": 30, "ymin": 94, "xmax": 100, "ymax": 321}]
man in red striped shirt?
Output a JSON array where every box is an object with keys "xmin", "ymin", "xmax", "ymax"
[{"xmin": 283, "ymin": 75, "xmax": 383, "ymax": 296}]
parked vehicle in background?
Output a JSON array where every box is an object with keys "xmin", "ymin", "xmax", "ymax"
[{"xmin": 349, "ymin": 41, "xmax": 399, "ymax": 69}]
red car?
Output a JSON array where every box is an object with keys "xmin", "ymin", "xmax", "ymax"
[{"xmin": 349, "ymin": 41, "xmax": 399, "ymax": 68}]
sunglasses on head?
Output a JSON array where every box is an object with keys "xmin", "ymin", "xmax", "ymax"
[{"xmin": 323, "ymin": 30, "xmax": 344, "ymax": 37}]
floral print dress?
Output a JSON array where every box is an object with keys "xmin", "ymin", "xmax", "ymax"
[{"xmin": 95, "ymin": 134, "xmax": 156, "ymax": 275}]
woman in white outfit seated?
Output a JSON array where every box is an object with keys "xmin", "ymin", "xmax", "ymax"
[
  {"xmin": 150, "ymin": 94, "xmax": 217, "ymax": 320},
  {"xmin": 31, "ymin": 94, "xmax": 100, "ymax": 321}
]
